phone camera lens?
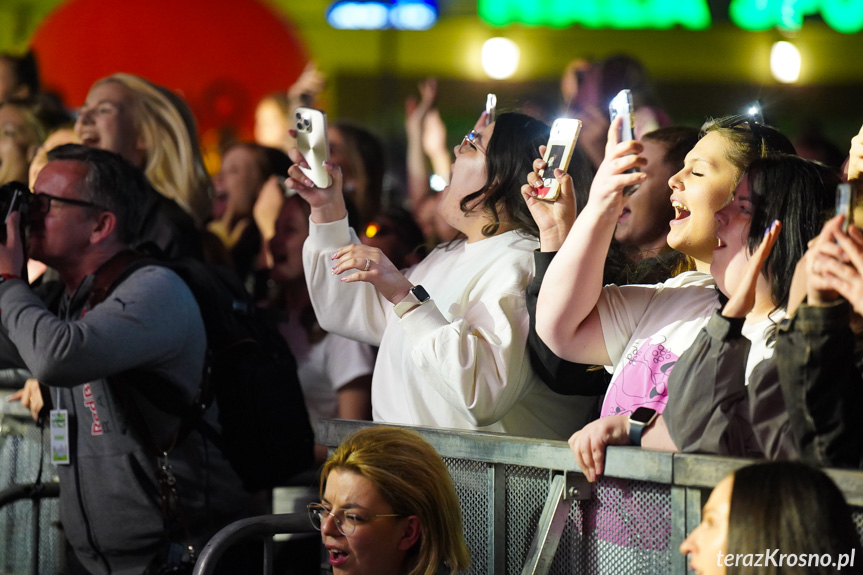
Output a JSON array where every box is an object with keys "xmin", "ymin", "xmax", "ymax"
[
  {"xmin": 296, "ymin": 122, "xmax": 303, "ymax": 131},
  {"xmin": 303, "ymin": 118, "xmax": 310, "ymax": 127}
]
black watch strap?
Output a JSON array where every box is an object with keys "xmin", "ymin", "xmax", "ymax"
[{"xmin": 628, "ymin": 407, "xmax": 658, "ymax": 447}]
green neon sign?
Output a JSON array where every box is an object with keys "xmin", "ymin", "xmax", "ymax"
[
  {"xmin": 478, "ymin": 0, "xmax": 712, "ymax": 30},
  {"xmin": 479, "ymin": 0, "xmax": 863, "ymax": 33},
  {"xmin": 730, "ymin": 0, "xmax": 863, "ymax": 33}
]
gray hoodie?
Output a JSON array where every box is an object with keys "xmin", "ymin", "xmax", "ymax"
[{"xmin": 0, "ymin": 265, "xmax": 251, "ymax": 575}]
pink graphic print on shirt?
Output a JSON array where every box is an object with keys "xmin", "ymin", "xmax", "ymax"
[{"xmin": 600, "ymin": 337, "xmax": 678, "ymax": 417}]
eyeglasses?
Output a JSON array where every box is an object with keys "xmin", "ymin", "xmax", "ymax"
[
  {"xmin": 307, "ymin": 503, "xmax": 402, "ymax": 537},
  {"xmin": 458, "ymin": 130, "xmax": 486, "ymax": 156},
  {"xmin": 30, "ymin": 193, "xmax": 106, "ymax": 215}
]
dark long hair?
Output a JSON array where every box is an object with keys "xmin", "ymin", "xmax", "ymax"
[
  {"xmin": 727, "ymin": 461, "xmax": 862, "ymax": 575},
  {"xmin": 458, "ymin": 112, "xmax": 551, "ymax": 238},
  {"xmin": 701, "ymin": 117, "xmax": 796, "ymax": 176},
  {"xmin": 745, "ymin": 154, "xmax": 839, "ymax": 313}
]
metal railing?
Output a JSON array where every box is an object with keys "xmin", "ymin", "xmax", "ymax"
[
  {"xmin": 191, "ymin": 514, "xmax": 317, "ymax": 575},
  {"xmin": 20, "ymin": 413, "xmax": 858, "ymax": 575},
  {"xmin": 0, "ymin": 390, "xmax": 61, "ymax": 575},
  {"xmin": 316, "ymin": 419, "xmax": 863, "ymax": 575}
]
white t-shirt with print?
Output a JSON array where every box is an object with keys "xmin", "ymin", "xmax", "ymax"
[{"xmin": 596, "ymin": 271, "xmax": 721, "ymax": 417}]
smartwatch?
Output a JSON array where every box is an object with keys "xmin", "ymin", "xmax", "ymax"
[
  {"xmin": 628, "ymin": 407, "xmax": 658, "ymax": 447},
  {"xmin": 394, "ymin": 285, "xmax": 431, "ymax": 318}
]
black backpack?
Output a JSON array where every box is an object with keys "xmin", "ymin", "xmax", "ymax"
[{"xmin": 89, "ymin": 250, "xmax": 315, "ymax": 492}]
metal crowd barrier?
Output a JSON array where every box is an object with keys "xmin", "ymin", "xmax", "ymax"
[
  {"xmin": 9, "ymin": 410, "xmax": 863, "ymax": 575},
  {"xmin": 316, "ymin": 419, "xmax": 863, "ymax": 575},
  {"xmin": 0, "ymin": 390, "xmax": 61, "ymax": 575}
]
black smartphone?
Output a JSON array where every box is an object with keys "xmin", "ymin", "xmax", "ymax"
[{"xmin": 0, "ymin": 181, "xmax": 29, "ymax": 244}]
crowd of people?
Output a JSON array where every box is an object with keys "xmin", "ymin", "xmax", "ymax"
[{"xmin": 2, "ymin": 46, "xmax": 863, "ymax": 574}]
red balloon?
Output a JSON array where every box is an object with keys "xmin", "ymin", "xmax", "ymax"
[{"xmin": 31, "ymin": 0, "xmax": 309, "ymax": 140}]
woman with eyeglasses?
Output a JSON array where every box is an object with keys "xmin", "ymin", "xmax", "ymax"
[
  {"xmin": 287, "ymin": 111, "xmax": 596, "ymax": 439},
  {"xmin": 308, "ymin": 426, "xmax": 469, "ymax": 575},
  {"xmin": 533, "ymin": 114, "xmax": 796, "ymax": 481}
]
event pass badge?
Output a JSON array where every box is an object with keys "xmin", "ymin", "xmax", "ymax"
[{"xmin": 50, "ymin": 409, "xmax": 70, "ymax": 465}]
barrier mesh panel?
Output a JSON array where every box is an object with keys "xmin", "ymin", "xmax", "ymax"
[
  {"xmin": 502, "ymin": 466, "xmax": 672, "ymax": 575},
  {"xmin": 577, "ymin": 476, "xmax": 673, "ymax": 574},
  {"xmin": 853, "ymin": 508, "xmax": 863, "ymax": 542},
  {"xmin": 0, "ymin": 414, "xmax": 60, "ymax": 575},
  {"xmin": 444, "ymin": 457, "xmax": 488, "ymax": 575},
  {"xmin": 505, "ymin": 465, "xmax": 548, "ymax": 573}
]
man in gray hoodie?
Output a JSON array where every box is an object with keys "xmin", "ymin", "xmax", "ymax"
[{"xmin": 0, "ymin": 144, "xmax": 250, "ymax": 575}]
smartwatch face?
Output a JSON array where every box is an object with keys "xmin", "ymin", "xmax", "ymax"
[
  {"xmin": 630, "ymin": 407, "xmax": 657, "ymax": 425},
  {"xmin": 412, "ymin": 285, "xmax": 430, "ymax": 303}
]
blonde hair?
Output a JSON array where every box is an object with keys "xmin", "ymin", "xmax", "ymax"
[
  {"xmin": 98, "ymin": 73, "xmax": 212, "ymax": 227},
  {"xmin": 321, "ymin": 427, "xmax": 470, "ymax": 575}
]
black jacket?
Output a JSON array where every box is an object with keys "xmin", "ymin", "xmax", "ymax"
[{"xmin": 777, "ymin": 300, "xmax": 863, "ymax": 468}]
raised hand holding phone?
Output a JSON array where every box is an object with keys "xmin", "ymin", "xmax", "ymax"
[
  {"xmin": 809, "ymin": 215, "xmax": 863, "ymax": 315},
  {"xmin": 585, "ymin": 116, "xmax": 647, "ymax": 218},
  {"xmin": 523, "ymin": 147, "xmax": 578, "ymax": 251},
  {"xmin": 285, "ymin": 148, "xmax": 345, "ymax": 224}
]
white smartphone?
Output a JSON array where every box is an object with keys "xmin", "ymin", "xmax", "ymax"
[
  {"xmin": 609, "ymin": 89, "xmax": 641, "ymax": 196},
  {"xmin": 536, "ymin": 118, "xmax": 583, "ymax": 201},
  {"xmin": 609, "ymin": 89, "xmax": 636, "ymax": 143},
  {"xmin": 485, "ymin": 93, "xmax": 497, "ymax": 125},
  {"xmin": 294, "ymin": 107, "xmax": 332, "ymax": 188}
]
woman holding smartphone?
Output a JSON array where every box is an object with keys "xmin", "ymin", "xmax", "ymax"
[
  {"xmin": 661, "ymin": 154, "xmax": 838, "ymax": 458},
  {"xmin": 287, "ymin": 112, "xmax": 595, "ymax": 439},
  {"xmin": 533, "ymin": 115, "xmax": 795, "ymax": 480}
]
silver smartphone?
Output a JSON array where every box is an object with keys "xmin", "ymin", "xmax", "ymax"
[
  {"xmin": 609, "ymin": 89, "xmax": 641, "ymax": 196},
  {"xmin": 294, "ymin": 107, "xmax": 332, "ymax": 188},
  {"xmin": 485, "ymin": 93, "xmax": 497, "ymax": 125},
  {"xmin": 836, "ymin": 182, "xmax": 856, "ymax": 233}
]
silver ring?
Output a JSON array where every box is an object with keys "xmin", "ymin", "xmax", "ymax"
[{"xmin": 363, "ymin": 258, "xmax": 371, "ymax": 272}]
